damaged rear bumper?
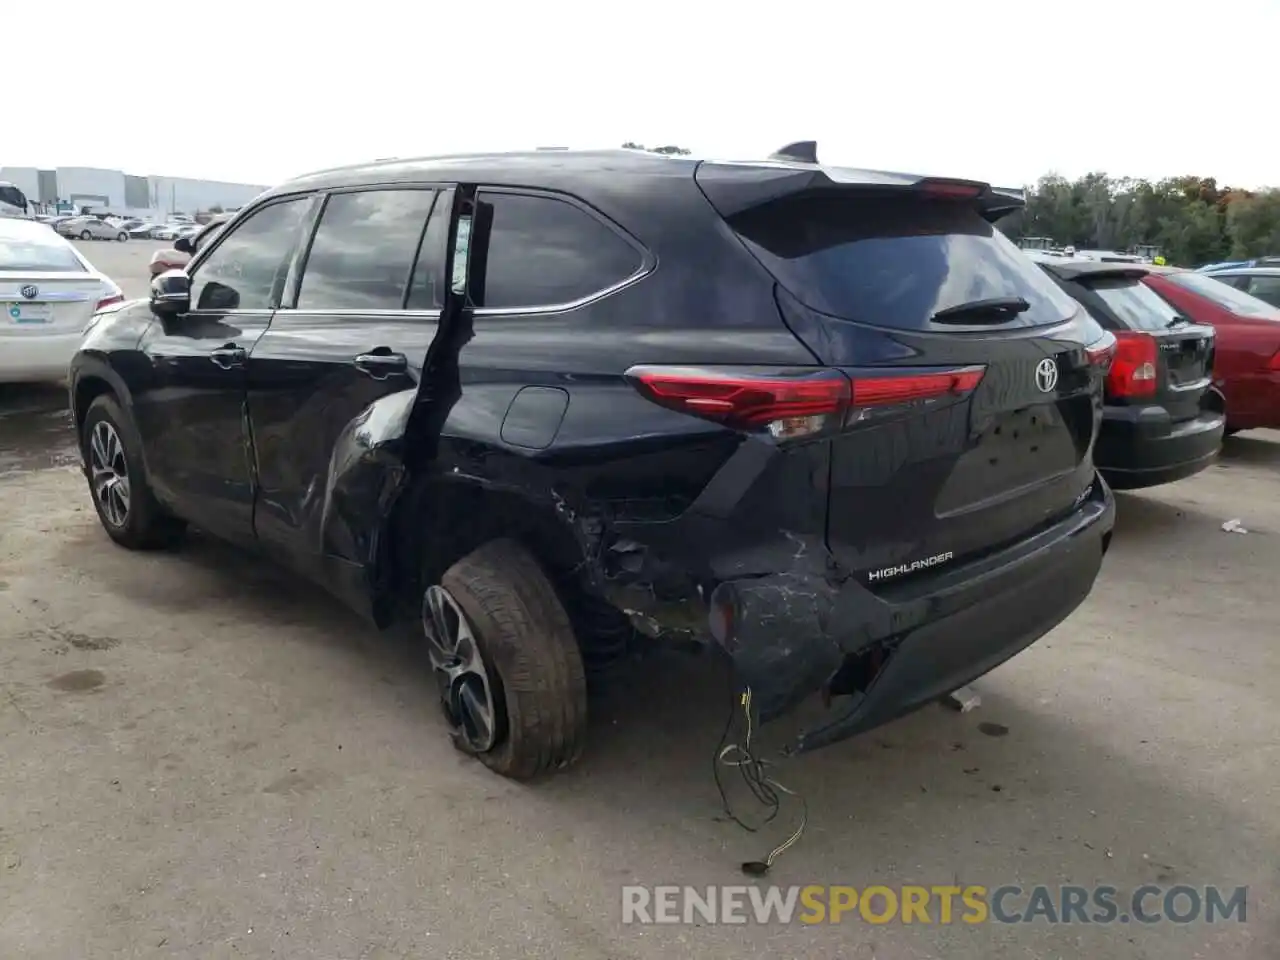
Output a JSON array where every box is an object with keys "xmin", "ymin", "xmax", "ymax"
[{"xmin": 709, "ymin": 475, "xmax": 1115, "ymax": 753}]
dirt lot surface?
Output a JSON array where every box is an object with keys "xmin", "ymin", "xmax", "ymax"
[{"xmin": 1, "ymin": 241, "xmax": 1277, "ymax": 959}]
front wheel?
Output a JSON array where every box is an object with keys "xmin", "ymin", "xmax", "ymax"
[
  {"xmin": 117, "ymin": 232, "xmax": 128, "ymax": 242},
  {"xmin": 81, "ymin": 395, "xmax": 185, "ymax": 550},
  {"xmin": 79, "ymin": 230, "xmax": 91, "ymax": 240},
  {"xmin": 424, "ymin": 538, "xmax": 587, "ymax": 780}
]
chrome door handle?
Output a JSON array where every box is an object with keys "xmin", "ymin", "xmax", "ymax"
[
  {"xmin": 210, "ymin": 346, "xmax": 246, "ymax": 370},
  {"xmin": 354, "ymin": 351, "xmax": 408, "ymax": 379}
]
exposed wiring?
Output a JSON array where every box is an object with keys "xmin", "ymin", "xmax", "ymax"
[{"xmin": 713, "ymin": 683, "xmax": 808, "ymax": 875}]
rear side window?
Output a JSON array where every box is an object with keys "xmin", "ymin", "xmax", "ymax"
[
  {"xmin": 297, "ymin": 189, "xmax": 437, "ymax": 311},
  {"xmin": 1166, "ymin": 272, "xmax": 1280, "ymax": 321},
  {"xmin": 728, "ymin": 197, "xmax": 1079, "ymax": 329},
  {"xmin": 0, "ymin": 235, "xmax": 83, "ymax": 272},
  {"xmin": 1245, "ymin": 275, "xmax": 1280, "ymax": 308},
  {"xmin": 1211, "ymin": 274, "xmax": 1249, "ymax": 291},
  {"xmin": 1086, "ymin": 277, "xmax": 1184, "ymax": 332},
  {"xmin": 470, "ymin": 192, "xmax": 642, "ymax": 309},
  {"xmin": 405, "ymin": 189, "xmax": 453, "ymax": 311}
]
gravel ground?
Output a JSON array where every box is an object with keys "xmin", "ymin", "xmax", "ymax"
[{"xmin": 0, "ymin": 240, "xmax": 1276, "ymax": 959}]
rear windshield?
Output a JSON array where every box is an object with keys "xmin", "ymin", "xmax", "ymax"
[
  {"xmin": 1166, "ymin": 272, "xmax": 1280, "ymax": 321},
  {"xmin": 0, "ymin": 236, "xmax": 84, "ymax": 272},
  {"xmin": 1087, "ymin": 276, "xmax": 1185, "ymax": 332},
  {"xmin": 728, "ymin": 196, "xmax": 1079, "ymax": 329}
]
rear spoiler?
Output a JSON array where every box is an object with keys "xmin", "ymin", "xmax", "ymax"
[
  {"xmin": 695, "ymin": 142, "xmax": 1026, "ymax": 224},
  {"xmin": 1029, "ymin": 256, "xmax": 1152, "ymax": 282}
]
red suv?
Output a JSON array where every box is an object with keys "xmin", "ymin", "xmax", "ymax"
[{"xmin": 1142, "ymin": 269, "xmax": 1280, "ymax": 434}]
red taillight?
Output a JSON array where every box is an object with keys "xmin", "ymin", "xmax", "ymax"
[
  {"xmin": 95, "ymin": 293, "xmax": 125, "ymax": 311},
  {"xmin": 626, "ymin": 366, "xmax": 849, "ymax": 439},
  {"xmin": 850, "ymin": 368, "xmax": 985, "ymax": 407},
  {"xmin": 1268, "ymin": 347, "xmax": 1280, "ymax": 371},
  {"xmin": 917, "ymin": 178, "xmax": 984, "ymax": 200},
  {"xmin": 1107, "ymin": 331, "xmax": 1158, "ymax": 398},
  {"xmin": 625, "ymin": 365, "xmax": 984, "ymax": 439}
]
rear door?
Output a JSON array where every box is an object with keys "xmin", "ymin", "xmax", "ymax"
[
  {"xmin": 245, "ymin": 184, "xmax": 448, "ymax": 592},
  {"xmin": 1144, "ymin": 272, "xmax": 1280, "ymax": 424},
  {"xmin": 708, "ymin": 188, "xmax": 1109, "ymax": 583}
]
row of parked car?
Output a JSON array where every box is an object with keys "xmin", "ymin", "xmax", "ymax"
[
  {"xmin": 5, "ymin": 145, "xmax": 1278, "ymax": 780},
  {"xmin": 1027, "ymin": 253, "xmax": 1280, "ymax": 490},
  {"xmin": 34, "ymin": 213, "xmax": 204, "ymax": 243}
]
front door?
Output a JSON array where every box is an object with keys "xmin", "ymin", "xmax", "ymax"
[
  {"xmin": 132, "ymin": 194, "xmax": 316, "ymax": 542},
  {"xmin": 245, "ymin": 185, "xmax": 449, "ymax": 597}
]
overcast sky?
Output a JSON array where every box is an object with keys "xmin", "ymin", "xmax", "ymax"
[{"xmin": 12, "ymin": 0, "xmax": 1278, "ymax": 190}]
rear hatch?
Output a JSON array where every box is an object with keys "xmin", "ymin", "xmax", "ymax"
[
  {"xmin": 696, "ymin": 166, "xmax": 1109, "ymax": 585},
  {"xmin": 1, "ymin": 228, "xmax": 106, "ymax": 335},
  {"xmin": 1074, "ymin": 274, "xmax": 1214, "ymax": 420},
  {"xmin": 0, "ymin": 272, "xmax": 101, "ymax": 334}
]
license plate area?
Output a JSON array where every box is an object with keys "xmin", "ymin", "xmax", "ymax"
[
  {"xmin": 937, "ymin": 402, "xmax": 1084, "ymax": 514},
  {"xmin": 1164, "ymin": 337, "xmax": 1212, "ymax": 387},
  {"xmin": 5, "ymin": 302, "xmax": 53, "ymax": 324}
]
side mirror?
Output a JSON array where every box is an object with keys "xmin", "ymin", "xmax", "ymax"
[
  {"xmin": 173, "ymin": 236, "xmax": 194, "ymax": 255},
  {"xmin": 150, "ymin": 269, "xmax": 191, "ymax": 317}
]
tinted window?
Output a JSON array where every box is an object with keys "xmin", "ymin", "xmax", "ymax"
[
  {"xmin": 406, "ymin": 191, "xmax": 452, "ymax": 311},
  {"xmin": 0, "ymin": 234, "xmax": 84, "ymax": 272},
  {"xmin": 192, "ymin": 221, "xmax": 225, "ymax": 253},
  {"xmin": 1245, "ymin": 275, "xmax": 1280, "ymax": 308},
  {"xmin": 296, "ymin": 189, "xmax": 437, "ymax": 311},
  {"xmin": 1212, "ymin": 274, "xmax": 1249, "ymax": 290},
  {"xmin": 1166, "ymin": 272, "xmax": 1280, "ymax": 321},
  {"xmin": 190, "ymin": 198, "xmax": 311, "ymax": 311},
  {"xmin": 729, "ymin": 197, "xmax": 1079, "ymax": 330},
  {"xmin": 471, "ymin": 192, "xmax": 641, "ymax": 309},
  {"xmin": 1087, "ymin": 277, "xmax": 1184, "ymax": 332}
]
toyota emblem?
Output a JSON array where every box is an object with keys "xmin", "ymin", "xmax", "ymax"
[
  {"xmin": 19, "ymin": 284, "xmax": 39, "ymax": 300},
  {"xmin": 1035, "ymin": 357, "xmax": 1059, "ymax": 393}
]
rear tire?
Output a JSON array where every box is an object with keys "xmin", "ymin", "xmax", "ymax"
[
  {"xmin": 79, "ymin": 230, "xmax": 91, "ymax": 240},
  {"xmin": 117, "ymin": 232, "xmax": 128, "ymax": 242},
  {"xmin": 427, "ymin": 538, "xmax": 587, "ymax": 780},
  {"xmin": 81, "ymin": 395, "xmax": 186, "ymax": 550}
]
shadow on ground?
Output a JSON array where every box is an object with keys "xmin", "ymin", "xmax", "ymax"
[
  {"xmin": 1219, "ymin": 431, "xmax": 1280, "ymax": 466},
  {"xmin": 0, "ymin": 384, "xmax": 77, "ymax": 477},
  {"xmin": 52, "ymin": 516, "xmax": 1263, "ymax": 906}
]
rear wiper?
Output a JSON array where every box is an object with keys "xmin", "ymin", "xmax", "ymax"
[
  {"xmin": 1166, "ymin": 315, "xmax": 1191, "ymax": 329},
  {"xmin": 931, "ymin": 297, "xmax": 1031, "ymax": 325}
]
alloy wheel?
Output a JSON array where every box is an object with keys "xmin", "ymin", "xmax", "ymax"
[
  {"xmin": 422, "ymin": 584, "xmax": 501, "ymax": 753},
  {"xmin": 89, "ymin": 420, "xmax": 130, "ymax": 528}
]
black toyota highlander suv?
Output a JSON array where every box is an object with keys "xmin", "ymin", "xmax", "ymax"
[
  {"xmin": 69, "ymin": 145, "xmax": 1117, "ymax": 779},
  {"xmin": 1031, "ymin": 255, "xmax": 1223, "ymax": 488}
]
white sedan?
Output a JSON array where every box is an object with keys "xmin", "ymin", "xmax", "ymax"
[{"xmin": 0, "ymin": 218, "xmax": 124, "ymax": 383}]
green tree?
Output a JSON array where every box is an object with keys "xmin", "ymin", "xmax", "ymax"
[
  {"xmin": 1007, "ymin": 170, "xmax": 1279, "ymax": 266},
  {"xmin": 1225, "ymin": 191, "xmax": 1280, "ymax": 259}
]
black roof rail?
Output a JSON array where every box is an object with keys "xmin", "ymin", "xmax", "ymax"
[{"xmin": 768, "ymin": 141, "xmax": 818, "ymax": 164}]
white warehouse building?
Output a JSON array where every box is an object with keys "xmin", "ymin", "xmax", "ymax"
[{"xmin": 0, "ymin": 165, "xmax": 269, "ymax": 218}]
